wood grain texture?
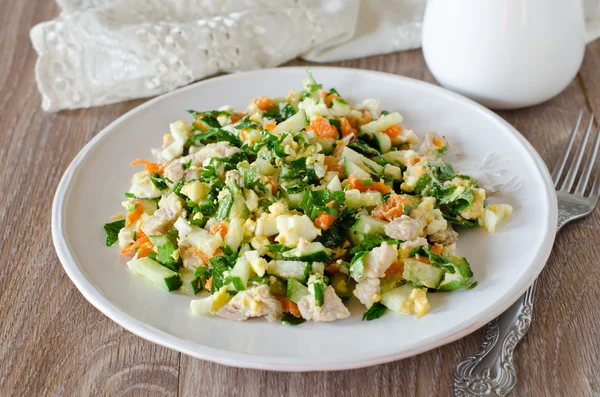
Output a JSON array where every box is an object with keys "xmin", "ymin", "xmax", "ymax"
[{"xmin": 1, "ymin": 1, "xmax": 599, "ymax": 396}]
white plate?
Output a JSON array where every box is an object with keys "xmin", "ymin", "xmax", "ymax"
[{"xmin": 52, "ymin": 67, "xmax": 557, "ymax": 371}]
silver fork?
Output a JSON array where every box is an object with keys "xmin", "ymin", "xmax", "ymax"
[{"xmin": 454, "ymin": 111, "xmax": 600, "ymax": 397}]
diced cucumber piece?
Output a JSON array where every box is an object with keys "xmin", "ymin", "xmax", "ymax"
[
  {"xmin": 225, "ymin": 178, "xmax": 249, "ymax": 220},
  {"xmin": 287, "ymin": 278, "xmax": 310, "ymax": 303},
  {"xmin": 268, "ymin": 276, "xmax": 287, "ymax": 296},
  {"xmin": 381, "ymin": 284, "xmax": 414, "ymax": 314},
  {"xmin": 268, "ymin": 260, "xmax": 310, "ymax": 281},
  {"xmin": 141, "ymin": 199, "xmax": 159, "ymax": 215},
  {"xmin": 373, "ymin": 131, "xmax": 392, "ymax": 153},
  {"xmin": 330, "ymin": 98, "xmax": 351, "ymax": 117},
  {"xmin": 127, "ymin": 257, "xmax": 182, "ymax": 292},
  {"xmin": 224, "ymin": 217, "xmax": 244, "ymax": 252},
  {"xmin": 180, "ymin": 268, "xmax": 203, "ymax": 295},
  {"xmin": 230, "ymin": 256, "xmax": 251, "ymax": 288},
  {"xmin": 252, "ymin": 158, "xmax": 276, "ymax": 176},
  {"xmin": 313, "ymin": 137, "xmax": 335, "ymax": 155},
  {"xmin": 379, "ymin": 279, "xmax": 402, "ymax": 294},
  {"xmin": 360, "ymin": 112, "xmax": 403, "ymax": 135},
  {"xmin": 148, "ymin": 235, "xmax": 169, "ymax": 246},
  {"xmin": 330, "ymin": 272, "xmax": 354, "ymax": 299},
  {"xmin": 342, "ymin": 146, "xmax": 383, "ymax": 175},
  {"xmin": 272, "ymin": 109, "xmax": 308, "ymax": 135},
  {"xmin": 286, "ymin": 192, "xmax": 304, "ymax": 209},
  {"xmin": 382, "ymin": 150, "xmax": 407, "ymax": 164},
  {"xmin": 349, "ymin": 215, "xmax": 388, "ymax": 245},
  {"xmin": 402, "ymin": 258, "xmax": 444, "ymax": 289},
  {"xmin": 280, "ymin": 242, "xmax": 329, "ymax": 262},
  {"xmin": 384, "ymin": 164, "xmax": 403, "ymax": 181},
  {"xmin": 345, "ymin": 190, "xmax": 383, "ymax": 208},
  {"xmin": 344, "ymin": 157, "xmax": 370, "ymax": 179}
]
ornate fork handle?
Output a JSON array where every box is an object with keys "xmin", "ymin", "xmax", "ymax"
[{"xmin": 454, "ymin": 220, "xmax": 565, "ymax": 397}]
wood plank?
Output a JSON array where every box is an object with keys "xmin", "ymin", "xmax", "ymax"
[{"xmin": 0, "ymin": 2, "xmax": 180, "ymax": 396}]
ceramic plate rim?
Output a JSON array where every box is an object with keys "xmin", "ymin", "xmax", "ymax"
[{"xmin": 51, "ymin": 66, "xmax": 558, "ymax": 371}]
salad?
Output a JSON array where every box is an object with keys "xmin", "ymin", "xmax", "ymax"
[{"xmin": 103, "ymin": 70, "xmax": 512, "ymax": 325}]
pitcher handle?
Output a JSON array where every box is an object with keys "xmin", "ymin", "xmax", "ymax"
[{"xmin": 585, "ymin": 17, "xmax": 600, "ymax": 43}]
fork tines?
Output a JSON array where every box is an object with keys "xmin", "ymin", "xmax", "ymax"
[{"xmin": 552, "ymin": 111, "xmax": 600, "ymax": 197}]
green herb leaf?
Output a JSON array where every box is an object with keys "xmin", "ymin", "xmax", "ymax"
[
  {"xmin": 281, "ymin": 313, "xmax": 306, "ymax": 326},
  {"xmin": 299, "ymin": 189, "xmax": 345, "ymax": 220},
  {"xmin": 155, "ymin": 239, "xmax": 181, "ymax": 272},
  {"xmin": 188, "ymin": 127, "xmax": 241, "ymax": 147},
  {"xmin": 362, "ymin": 302, "xmax": 387, "ymax": 321},
  {"xmin": 150, "ymin": 172, "xmax": 169, "ymax": 190},
  {"xmin": 182, "ymin": 160, "xmax": 192, "ymax": 169},
  {"xmin": 124, "ymin": 192, "xmax": 137, "ymax": 199},
  {"xmin": 103, "ymin": 219, "xmax": 125, "ymax": 247},
  {"xmin": 234, "ymin": 116, "xmax": 261, "ymax": 130},
  {"xmin": 349, "ymin": 251, "xmax": 368, "ymax": 280}
]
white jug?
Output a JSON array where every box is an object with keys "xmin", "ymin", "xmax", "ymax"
[{"xmin": 422, "ymin": 0, "xmax": 600, "ymax": 109}]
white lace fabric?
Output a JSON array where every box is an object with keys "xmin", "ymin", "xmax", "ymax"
[{"xmin": 30, "ymin": 0, "xmax": 426, "ymax": 112}]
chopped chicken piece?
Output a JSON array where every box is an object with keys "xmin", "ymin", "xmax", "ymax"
[
  {"xmin": 429, "ymin": 225, "xmax": 459, "ymax": 246},
  {"xmin": 140, "ymin": 193, "xmax": 183, "ymax": 236},
  {"xmin": 363, "ymin": 242, "xmax": 397, "ymax": 279},
  {"xmin": 384, "ymin": 215, "xmax": 425, "ymax": 241},
  {"xmin": 216, "ymin": 285, "xmax": 283, "ymax": 322},
  {"xmin": 297, "ymin": 286, "xmax": 350, "ymax": 322},
  {"xmin": 354, "ymin": 278, "xmax": 381, "ymax": 308}
]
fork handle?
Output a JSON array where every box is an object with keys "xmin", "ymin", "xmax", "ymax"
[{"xmin": 454, "ymin": 279, "xmax": 538, "ymax": 397}]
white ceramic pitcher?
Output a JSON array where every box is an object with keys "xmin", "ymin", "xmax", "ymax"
[{"xmin": 422, "ymin": 0, "xmax": 600, "ymax": 109}]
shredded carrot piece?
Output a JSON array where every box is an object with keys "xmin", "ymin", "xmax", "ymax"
[
  {"xmin": 276, "ymin": 296, "xmax": 302, "ymax": 317},
  {"xmin": 347, "ymin": 175, "xmax": 391, "ymax": 194},
  {"xmin": 264, "ymin": 122, "xmax": 276, "ymax": 131},
  {"xmin": 130, "ymin": 159, "xmax": 164, "ymax": 174},
  {"xmin": 308, "ymin": 117, "xmax": 339, "ymax": 139},
  {"xmin": 210, "ymin": 223, "xmax": 228, "ymax": 239},
  {"xmin": 383, "ymin": 124, "xmax": 403, "ymax": 141},
  {"xmin": 323, "ymin": 156, "xmax": 345, "ymax": 177},
  {"xmin": 363, "ymin": 111, "xmax": 371, "ymax": 124},
  {"xmin": 325, "ymin": 262, "xmax": 341, "ymax": 273},
  {"xmin": 340, "ymin": 117, "xmax": 357, "ymax": 140},
  {"xmin": 266, "ymin": 176, "xmax": 278, "ymax": 195},
  {"xmin": 204, "ymin": 277, "xmax": 213, "ymax": 290},
  {"xmin": 126, "ymin": 200, "xmax": 144, "ymax": 228},
  {"xmin": 371, "ymin": 194, "xmax": 410, "ymax": 221},
  {"xmin": 323, "ymin": 92, "xmax": 339, "ymax": 107},
  {"xmin": 430, "ymin": 244, "xmax": 443, "ymax": 255},
  {"xmin": 385, "ymin": 261, "xmax": 405, "ymax": 279},
  {"xmin": 314, "ymin": 212, "xmax": 337, "ymax": 230},
  {"xmin": 230, "ymin": 112, "xmax": 245, "ymax": 123},
  {"xmin": 121, "ymin": 235, "xmax": 153, "ymax": 258},
  {"xmin": 135, "ymin": 226, "xmax": 146, "ymax": 241},
  {"xmin": 195, "ymin": 247, "xmax": 210, "ymax": 265},
  {"xmin": 252, "ymin": 96, "xmax": 275, "ymax": 111}
]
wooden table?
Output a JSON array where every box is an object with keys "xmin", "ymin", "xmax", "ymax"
[{"xmin": 2, "ymin": 2, "xmax": 600, "ymax": 396}]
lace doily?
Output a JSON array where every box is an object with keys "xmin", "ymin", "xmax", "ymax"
[{"xmin": 31, "ymin": 0, "xmax": 426, "ymax": 111}]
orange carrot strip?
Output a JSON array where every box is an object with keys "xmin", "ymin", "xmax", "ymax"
[
  {"xmin": 130, "ymin": 159, "xmax": 164, "ymax": 174},
  {"xmin": 308, "ymin": 117, "xmax": 338, "ymax": 139},
  {"xmin": 121, "ymin": 235, "xmax": 153, "ymax": 257},
  {"xmin": 276, "ymin": 296, "xmax": 302, "ymax": 317},
  {"xmin": 266, "ymin": 176, "xmax": 278, "ymax": 195},
  {"xmin": 210, "ymin": 223, "xmax": 228, "ymax": 239},
  {"xmin": 264, "ymin": 122, "xmax": 276, "ymax": 131},
  {"xmin": 126, "ymin": 200, "xmax": 144, "ymax": 228},
  {"xmin": 314, "ymin": 212, "xmax": 337, "ymax": 230},
  {"xmin": 252, "ymin": 96, "xmax": 275, "ymax": 111},
  {"xmin": 340, "ymin": 117, "xmax": 357, "ymax": 140},
  {"xmin": 347, "ymin": 175, "xmax": 391, "ymax": 194}
]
